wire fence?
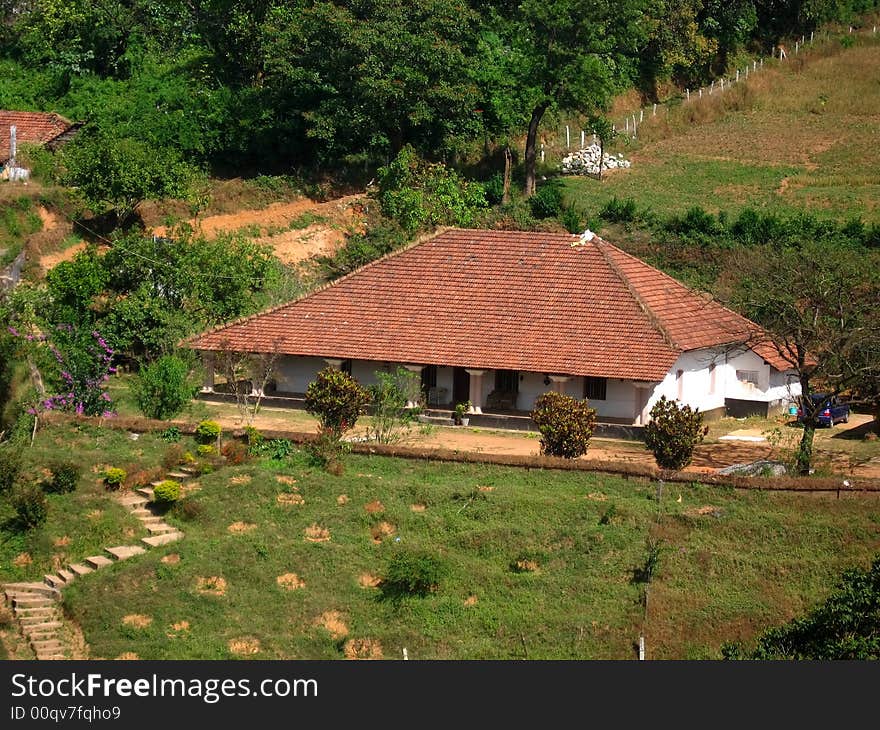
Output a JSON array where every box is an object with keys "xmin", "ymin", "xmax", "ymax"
[{"xmin": 545, "ymin": 23, "xmax": 880, "ymax": 167}]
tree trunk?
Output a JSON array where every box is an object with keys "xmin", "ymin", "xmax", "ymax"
[
  {"xmin": 524, "ymin": 102, "xmax": 550, "ymax": 198},
  {"xmin": 796, "ymin": 423, "xmax": 815, "ymax": 476},
  {"xmin": 502, "ymin": 145, "xmax": 512, "ymax": 204}
]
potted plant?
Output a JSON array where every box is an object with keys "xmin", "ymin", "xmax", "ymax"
[{"xmin": 454, "ymin": 401, "xmax": 471, "ymax": 426}]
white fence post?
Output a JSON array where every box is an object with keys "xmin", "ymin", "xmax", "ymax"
[
  {"xmin": 540, "ymin": 143, "xmax": 545, "ymax": 163},
  {"xmin": 686, "ymin": 88, "xmax": 690, "ymax": 101},
  {"xmin": 710, "ymin": 80, "xmax": 714, "ymax": 94},
  {"xmin": 652, "ymin": 103, "xmax": 657, "ymax": 116},
  {"xmin": 565, "ymin": 125, "xmax": 570, "ymax": 149}
]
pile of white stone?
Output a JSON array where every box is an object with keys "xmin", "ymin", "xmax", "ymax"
[{"xmin": 560, "ymin": 143, "xmax": 631, "ymax": 175}]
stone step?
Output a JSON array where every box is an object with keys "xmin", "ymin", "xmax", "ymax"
[
  {"xmin": 68, "ymin": 563, "xmax": 94, "ymax": 577},
  {"xmin": 19, "ymin": 612, "xmax": 59, "ymax": 625},
  {"xmin": 36, "ymin": 653, "xmax": 67, "ymax": 660},
  {"xmin": 43, "ymin": 574, "xmax": 67, "ymax": 589},
  {"xmin": 179, "ymin": 465, "xmax": 199, "ymax": 474},
  {"xmin": 28, "ymin": 631, "xmax": 59, "ymax": 643},
  {"xmin": 84, "ymin": 555, "xmax": 114, "ymax": 570},
  {"xmin": 22, "ymin": 621, "xmax": 63, "ymax": 634},
  {"xmin": 104, "ymin": 545, "xmax": 146, "ymax": 561},
  {"xmin": 118, "ymin": 494, "xmax": 148, "ymax": 507},
  {"xmin": 11, "ymin": 596, "xmax": 55, "ymax": 608},
  {"xmin": 142, "ymin": 531, "xmax": 184, "ymax": 547},
  {"xmin": 31, "ymin": 639, "xmax": 65, "ymax": 652},
  {"xmin": 165, "ymin": 471, "xmax": 191, "ymax": 480},
  {"xmin": 57, "ymin": 568, "xmax": 76, "ymax": 583},
  {"xmin": 14, "ymin": 606, "xmax": 55, "ymax": 617},
  {"xmin": 145, "ymin": 523, "xmax": 176, "ymax": 535},
  {"xmin": 130, "ymin": 508, "xmax": 154, "ymax": 518},
  {"xmin": 138, "ymin": 515, "xmax": 163, "ymax": 525},
  {"xmin": 4, "ymin": 583, "xmax": 61, "ymax": 600},
  {"xmin": 136, "ymin": 487, "xmax": 155, "ymax": 499}
]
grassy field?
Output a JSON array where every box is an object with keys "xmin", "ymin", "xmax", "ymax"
[
  {"xmin": 9, "ymin": 421, "xmax": 866, "ymax": 660},
  {"xmin": 563, "ymin": 37, "xmax": 880, "ymax": 222}
]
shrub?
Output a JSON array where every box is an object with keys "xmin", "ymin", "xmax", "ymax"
[
  {"xmin": 559, "ymin": 205, "xmax": 582, "ymax": 233},
  {"xmin": 103, "ymin": 467, "xmax": 127, "ymax": 489},
  {"xmin": 11, "ymin": 484, "xmax": 48, "ymax": 530},
  {"xmin": 267, "ymin": 439, "xmax": 293, "ymax": 460},
  {"xmin": 244, "ymin": 425, "xmax": 265, "ymax": 454},
  {"xmin": 162, "ymin": 443, "xmax": 185, "ymax": 470},
  {"xmin": 307, "ymin": 425, "xmax": 349, "ymax": 473},
  {"xmin": 600, "ymin": 196, "xmax": 637, "ymax": 223},
  {"xmin": 0, "ymin": 446, "xmax": 23, "ymax": 493},
  {"xmin": 482, "ymin": 173, "xmax": 505, "ymax": 205},
  {"xmin": 643, "ymin": 395, "xmax": 708, "ymax": 470},
  {"xmin": 175, "ymin": 498, "xmax": 204, "ymax": 522},
  {"xmin": 380, "ymin": 549, "xmax": 447, "ymax": 598},
  {"xmin": 44, "ymin": 462, "xmax": 80, "ymax": 494},
  {"xmin": 367, "ymin": 367, "xmax": 420, "ymax": 443},
  {"xmin": 530, "ymin": 392, "xmax": 598, "ymax": 458},
  {"xmin": 153, "ymin": 480, "xmax": 181, "ymax": 505},
  {"xmin": 221, "ymin": 440, "xmax": 250, "ymax": 465},
  {"xmin": 304, "ymin": 368, "xmax": 370, "ymax": 436},
  {"xmin": 131, "ymin": 354, "xmax": 198, "ymax": 420},
  {"xmin": 530, "ymin": 180, "xmax": 564, "ymax": 219},
  {"xmin": 194, "ymin": 420, "xmax": 221, "ymax": 445},
  {"xmin": 160, "ymin": 426, "xmax": 181, "ymax": 442},
  {"xmin": 196, "ymin": 444, "xmax": 215, "ymax": 457},
  {"xmin": 123, "ymin": 466, "xmax": 163, "ymax": 490}
]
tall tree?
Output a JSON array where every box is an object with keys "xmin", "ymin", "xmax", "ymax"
[
  {"xmin": 720, "ymin": 241, "xmax": 880, "ymax": 475},
  {"xmin": 482, "ymin": 0, "xmax": 645, "ymax": 197}
]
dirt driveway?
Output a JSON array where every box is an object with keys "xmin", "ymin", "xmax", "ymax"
[{"xmin": 195, "ymin": 401, "xmax": 880, "ymax": 478}]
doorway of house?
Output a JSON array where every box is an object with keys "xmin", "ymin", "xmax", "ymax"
[{"xmin": 452, "ymin": 368, "xmax": 470, "ymax": 406}]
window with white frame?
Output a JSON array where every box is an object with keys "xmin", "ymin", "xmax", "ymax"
[{"xmin": 736, "ymin": 369, "xmax": 759, "ymax": 386}]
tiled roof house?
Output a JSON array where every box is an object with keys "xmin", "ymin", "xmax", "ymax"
[
  {"xmin": 0, "ymin": 111, "xmax": 78, "ymax": 164},
  {"xmin": 189, "ymin": 229, "xmax": 800, "ymax": 423}
]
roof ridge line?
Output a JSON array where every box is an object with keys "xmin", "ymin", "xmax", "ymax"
[
  {"xmin": 593, "ymin": 237, "xmax": 680, "ymax": 351},
  {"xmin": 185, "ymin": 225, "xmax": 451, "ymax": 351}
]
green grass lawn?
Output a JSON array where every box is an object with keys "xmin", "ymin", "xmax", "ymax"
[
  {"xmin": 38, "ymin": 423, "xmax": 879, "ymax": 660},
  {"xmin": 563, "ymin": 40, "xmax": 880, "ymax": 223}
]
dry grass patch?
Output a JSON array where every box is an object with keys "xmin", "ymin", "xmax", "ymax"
[
  {"xmin": 86, "ymin": 510, "xmax": 103, "ymax": 520},
  {"xmin": 227, "ymin": 521, "xmax": 257, "ymax": 534},
  {"xmin": 685, "ymin": 505, "xmax": 724, "ymax": 518},
  {"xmin": 586, "ymin": 492, "xmax": 608, "ymax": 501},
  {"xmin": 195, "ymin": 576, "xmax": 227, "ymax": 596},
  {"xmin": 161, "ymin": 553, "xmax": 181, "ymax": 565},
  {"xmin": 370, "ymin": 521, "xmax": 396, "ymax": 544},
  {"xmin": 228, "ymin": 638, "xmax": 261, "ymax": 655},
  {"xmin": 115, "ymin": 652, "xmax": 139, "ymax": 660},
  {"xmin": 305, "ymin": 524, "xmax": 331, "ymax": 542},
  {"xmin": 343, "ymin": 638, "xmax": 383, "ymax": 660},
  {"xmin": 464, "ymin": 595, "xmax": 478, "ymax": 606},
  {"xmin": 53, "ymin": 536, "xmax": 71, "ymax": 547},
  {"xmin": 276, "ymin": 492, "xmax": 304, "ymax": 506},
  {"xmin": 410, "ymin": 503, "xmax": 427, "ymax": 513},
  {"xmin": 476, "ymin": 485, "xmax": 495, "ymax": 492},
  {"xmin": 168, "ymin": 620, "xmax": 190, "ymax": 636},
  {"xmin": 122, "ymin": 614, "xmax": 153, "ymax": 629},
  {"xmin": 11, "ymin": 552, "xmax": 32, "ymax": 567},
  {"xmin": 276, "ymin": 475, "xmax": 298, "ymax": 486},
  {"xmin": 229, "ymin": 475, "xmax": 252, "ymax": 485},
  {"xmin": 514, "ymin": 559, "xmax": 540, "ymax": 573},
  {"xmin": 315, "ymin": 610, "xmax": 349, "ymax": 640},
  {"xmin": 336, "ymin": 494, "xmax": 349, "ymax": 505},
  {"xmin": 358, "ymin": 572, "xmax": 381, "ymax": 588},
  {"xmin": 276, "ymin": 573, "xmax": 306, "ymax": 590},
  {"xmin": 364, "ymin": 500, "xmax": 384, "ymax": 514}
]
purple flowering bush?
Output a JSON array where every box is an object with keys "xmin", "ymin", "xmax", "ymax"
[{"xmin": 19, "ymin": 325, "xmax": 117, "ymax": 418}]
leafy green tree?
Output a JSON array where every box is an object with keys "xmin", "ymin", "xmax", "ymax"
[
  {"xmin": 131, "ymin": 353, "xmax": 199, "ymax": 420},
  {"xmin": 62, "ymin": 127, "xmax": 194, "ymax": 225},
  {"xmin": 720, "ymin": 241, "xmax": 880, "ymax": 475},
  {"xmin": 483, "ymin": 0, "xmax": 645, "ymax": 197}
]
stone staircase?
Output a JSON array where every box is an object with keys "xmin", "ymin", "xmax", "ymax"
[{"xmin": 2, "ymin": 465, "xmax": 191, "ymax": 659}]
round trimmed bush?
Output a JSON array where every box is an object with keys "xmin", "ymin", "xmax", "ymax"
[
  {"xmin": 644, "ymin": 395, "xmax": 708, "ymax": 470},
  {"xmin": 195, "ymin": 420, "xmax": 221, "ymax": 445},
  {"xmin": 131, "ymin": 354, "xmax": 199, "ymax": 421},
  {"xmin": 103, "ymin": 467, "xmax": 127, "ymax": 490},
  {"xmin": 153, "ymin": 480, "xmax": 181, "ymax": 505},
  {"xmin": 44, "ymin": 462, "xmax": 80, "ymax": 494},
  {"xmin": 530, "ymin": 391, "xmax": 598, "ymax": 458}
]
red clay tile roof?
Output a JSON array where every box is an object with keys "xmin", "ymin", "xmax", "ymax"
[
  {"xmin": 189, "ymin": 229, "xmax": 790, "ymax": 380},
  {"xmin": 0, "ymin": 111, "xmax": 73, "ymax": 163}
]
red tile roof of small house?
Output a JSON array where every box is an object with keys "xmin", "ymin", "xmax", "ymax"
[
  {"xmin": 0, "ymin": 111, "xmax": 74, "ymax": 163},
  {"xmin": 189, "ymin": 228, "xmax": 791, "ymax": 380}
]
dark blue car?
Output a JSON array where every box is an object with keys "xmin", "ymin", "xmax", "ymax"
[{"xmin": 797, "ymin": 394, "xmax": 850, "ymax": 427}]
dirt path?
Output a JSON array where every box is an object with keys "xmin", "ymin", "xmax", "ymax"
[{"xmin": 153, "ymin": 194, "xmax": 367, "ymax": 266}]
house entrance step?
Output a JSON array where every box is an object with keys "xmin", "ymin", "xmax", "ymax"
[
  {"xmin": 417, "ymin": 415, "xmax": 455, "ymax": 426},
  {"xmin": 142, "ymin": 531, "xmax": 184, "ymax": 547},
  {"xmin": 68, "ymin": 563, "xmax": 94, "ymax": 577},
  {"xmin": 104, "ymin": 545, "xmax": 146, "ymax": 561}
]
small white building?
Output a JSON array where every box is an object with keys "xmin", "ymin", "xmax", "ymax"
[{"xmin": 190, "ymin": 228, "xmax": 800, "ymax": 424}]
